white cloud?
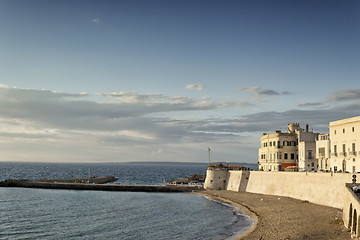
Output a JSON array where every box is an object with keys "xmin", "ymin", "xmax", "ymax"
[
  {"xmin": 237, "ymin": 87, "xmax": 292, "ymax": 97},
  {"xmin": 151, "ymin": 148, "xmax": 163, "ymax": 155},
  {"xmin": 186, "ymin": 84, "xmax": 205, "ymax": 91},
  {"xmin": 3, "ymin": 84, "xmax": 357, "ymax": 163},
  {"xmin": 91, "ymin": 18, "xmax": 100, "ymax": 24}
]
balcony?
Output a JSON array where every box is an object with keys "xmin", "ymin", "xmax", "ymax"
[
  {"xmin": 331, "ymin": 153, "xmax": 338, "ymax": 157},
  {"xmin": 339, "ymin": 152, "xmax": 347, "ymax": 157},
  {"xmin": 349, "ymin": 151, "xmax": 357, "ymax": 156},
  {"xmin": 316, "ymin": 153, "xmax": 325, "ymax": 158}
]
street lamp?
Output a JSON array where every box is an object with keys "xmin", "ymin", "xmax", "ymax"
[{"xmin": 208, "ymin": 147, "xmax": 211, "ymax": 165}]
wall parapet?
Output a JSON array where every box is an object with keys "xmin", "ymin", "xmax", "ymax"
[{"xmin": 205, "ymin": 170, "xmax": 360, "ymax": 209}]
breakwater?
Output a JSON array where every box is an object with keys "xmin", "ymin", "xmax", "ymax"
[
  {"xmin": 35, "ymin": 176, "xmax": 118, "ymax": 184},
  {"xmin": 0, "ymin": 179, "xmax": 202, "ymax": 192}
]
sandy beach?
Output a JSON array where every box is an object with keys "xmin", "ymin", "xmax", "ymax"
[{"xmin": 200, "ymin": 190, "xmax": 351, "ymax": 240}]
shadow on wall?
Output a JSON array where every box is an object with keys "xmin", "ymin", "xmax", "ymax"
[{"xmin": 238, "ymin": 171, "xmax": 250, "ymax": 192}]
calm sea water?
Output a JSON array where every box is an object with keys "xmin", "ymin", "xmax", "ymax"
[{"xmin": 0, "ymin": 162, "xmax": 256, "ymax": 240}]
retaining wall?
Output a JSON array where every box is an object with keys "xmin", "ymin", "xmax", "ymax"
[{"xmin": 222, "ymin": 171, "xmax": 359, "ymax": 209}]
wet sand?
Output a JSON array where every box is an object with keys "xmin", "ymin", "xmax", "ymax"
[{"xmin": 200, "ymin": 190, "xmax": 351, "ymax": 240}]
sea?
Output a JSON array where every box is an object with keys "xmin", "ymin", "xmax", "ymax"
[{"xmin": 0, "ymin": 162, "xmax": 257, "ymax": 240}]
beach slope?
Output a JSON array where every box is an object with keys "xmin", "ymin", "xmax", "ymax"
[{"xmin": 202, "ymin": 190, "xmax": 351, "ymax": 240}]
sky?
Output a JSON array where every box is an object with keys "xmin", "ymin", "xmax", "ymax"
[{"xmin": 0, "ymin": 0, "xmax": 359, "ymax": 163}]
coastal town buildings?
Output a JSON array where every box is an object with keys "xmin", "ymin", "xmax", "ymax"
[
  {"xmin": 258, "ymin": 123, "xmax": 319, "ymax": 171},
  {"xmin": 329, "ymin": 116, "xmax": 360, "ymax": 173},
  {"xmin": 258, "ymin": 116, "xmax": 360, "ymax": 172},
  {"xmin": 258, "ymin": 124, "xmax": 298, "ymax": 171},
  {"xmin": 316, "ymin": 134, "xmax": 331, "ymax": 171},
  {"xmin": 297, "ymin": 125, "xmax": 319, "ymax": 171}
]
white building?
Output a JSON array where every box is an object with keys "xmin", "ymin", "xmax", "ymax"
[
  {"xmin": 329, "ymin": 116, "xmax": 360, "ymax": 173},
  {"xmin": 316, "ymin": 134, "xmax": 331, "ymax": 171},
  {"xmin": 258, "ymin": 123, "xmax": 319, "ymax": 171}
]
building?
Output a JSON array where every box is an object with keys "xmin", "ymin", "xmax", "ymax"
[
  {"xmin": 316, "ymin": 134, "xmax": 331, "ymax": 171},
  {"xmin": 258, "ymin": 123, "xmax": 319, "ymax": 171},
  {"xmin": 297, "ymin": 125, "xmax": 319, "ymax": 171},
  {"xmin": 258, "ymin": 124, "xmax": 298, "ymax": 171},
  {"xmin": 329, "ymin": 116, "xmax": 360, "ymax": 173}
]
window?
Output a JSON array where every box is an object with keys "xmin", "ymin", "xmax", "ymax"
[
  {"xmin": 353, "ymin": 127, "xmax": 355, "ymax": 132},
  {"xmin": 279, "ymin": 153, "xmax": 282, "ymax": 159},
  {"xmin": 284, "ymin": 153, "xmax": 288, "ymax": 159},
  {"xmin": 270, "ymin": 142, "xmax": 272, "ymax": 147},
  {"xmin": 343, "ymin": 129, "xmax": 345, "ymax": 133},
  {"xmin": 353, "ymin": 143, "xmax": 356, "ymax": 152},
  {"xmin": 319, "ymin": 147, "xmax": 325, "ymax": 156},
  {"xmin": 291, "ymin": 153, "xmax": 295, "ymax": 159},
  {"xmin": 335, "ymin": 130, "xmax": 337, "ymax": 135},
  {"xmin": 283, "ymin": 141, "xmax": 286, "ymax": 146},
  {"xmin": 311, "ymin": 162, "xmax": 314, "ymax": 167},
  {"xmin": 273, "ymin": 141, "xmax": 276, "ymax": 146},
  {"xmin": 334, "ymin": 145, "xmax": 337, "ymax": 153},
  {"xmin": 343, "ymin": 144, "xmax": 346, "ymax": 153},
  {"xmin": 308, "ymin": 151, "xmax": 312, "ymax": 159}
]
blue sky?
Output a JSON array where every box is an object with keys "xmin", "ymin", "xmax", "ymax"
[{"xmin": 0, "ymin": 0, "xmax": 359, "ymax": 163}]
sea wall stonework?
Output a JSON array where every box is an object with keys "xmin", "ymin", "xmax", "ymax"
[
  {"xmin": 205, "ymin": 170, "xmax": 359, "ymax": 209},
  {"xmin": 226, "ymin": 171, "xmax": 250, "ymax": 192}
]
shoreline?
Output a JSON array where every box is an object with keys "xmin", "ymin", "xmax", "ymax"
[
  {"xmin": 197, "ymin": 192, "xmax": 258, "ymax": 240},
  {"xmin": 197, "ymin": 190, "xmax": 352, "ymax": 240}
]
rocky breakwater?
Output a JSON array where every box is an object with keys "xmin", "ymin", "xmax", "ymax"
[{"xmin": 0, "ymin": 177, "xmax": 203, "ymax": 192}]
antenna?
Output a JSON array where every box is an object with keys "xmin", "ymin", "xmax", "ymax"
[
  {"xmin": 88, "ymin": 164, "xmax": 92, "ymax": 183},
  {"xmin": 208, "ymin": 147, "xmax": 211, "ymax": 165}
]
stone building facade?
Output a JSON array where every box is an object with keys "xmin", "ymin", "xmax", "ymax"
[
  {"xmin": 316, "ymin": 134, "xmax": 331, "ymax": 171},
  {"xmin": 329, "ymin": 116, "xmax": 360, "ymax": 173},
  {"xmin": 258, "ymin": 123, "xmax": 319, "ymax": 171}
]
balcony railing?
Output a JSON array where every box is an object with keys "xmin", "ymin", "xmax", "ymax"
[
  {"xmin": 339, "ymin": 152, "xmax": 347, "ymax": 157},
  {"xmin": 349, "ymin": 151, "xmax": 357, "ymax": 156},
  {"xmin": 331, "ymin": 153, "xmax": 338, "ymax": 157}
]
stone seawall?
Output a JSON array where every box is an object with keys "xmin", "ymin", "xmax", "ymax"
[
  {"xmin": 205, "ymin": 170, "xmax": 359, "ymax": 209},
  {"xmin": 0, "ymin": 180, "xmax": 202, "ymax": 192},
  {"xmin": 242, "ymin": 171, "xmax": 356, "ymax": 209}
]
